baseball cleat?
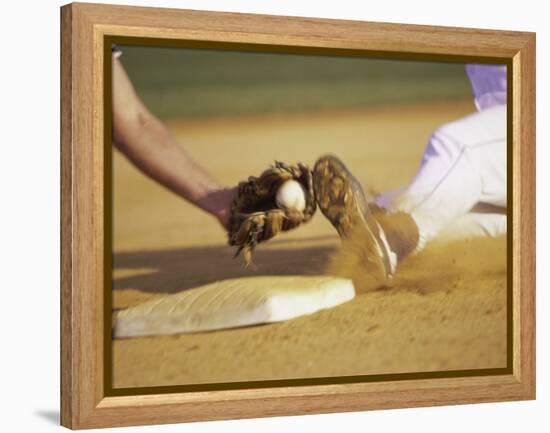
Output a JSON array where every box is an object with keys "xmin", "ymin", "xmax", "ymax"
[{"xmin": 313, "ymin": 154, "xmax": 398, "ymax": 281}]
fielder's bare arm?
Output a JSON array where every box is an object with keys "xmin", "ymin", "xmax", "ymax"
[
  {"xmin": 111, "ymin": 47, "xmax": 315, "ymax": 255},
  {"xmin": 112, "ymin": 51, "xmax": 236, "ymax": 228}
]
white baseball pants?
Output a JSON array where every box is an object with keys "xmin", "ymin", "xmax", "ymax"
[{"xmin": 376, "ymin": 104, "xmax": 507, "ymax": 248}]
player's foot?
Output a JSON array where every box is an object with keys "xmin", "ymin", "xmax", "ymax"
[
  {"xmin": 313, "ymin": 155, "xmax": 396, "ymax": 281},
  {"xmin": 313, "ymin": 155, "xmax": 419, "ymax": 281}
]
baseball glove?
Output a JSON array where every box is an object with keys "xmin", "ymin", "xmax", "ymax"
[{"xmin": 228, "ymin": 161, "xmax": 317, "ymax": 264}]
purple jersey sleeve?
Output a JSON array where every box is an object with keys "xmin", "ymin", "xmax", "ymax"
[{"xmin": 466, "ymin": 64, "xmax": 507, "ymax": 111}]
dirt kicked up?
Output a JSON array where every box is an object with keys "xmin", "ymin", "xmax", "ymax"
[{"xmin": 111, "ymin": 101, "xmax": 507, "ymax": 388}]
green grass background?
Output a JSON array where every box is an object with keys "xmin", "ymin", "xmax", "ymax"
[{"xmin": 118, "ymin": 45, "xmax": 473, "ymax": 119}]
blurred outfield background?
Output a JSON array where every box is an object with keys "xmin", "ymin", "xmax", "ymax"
[{"xmin": 118, "ymin": 45, "xmax": 473, "ymax": 119}]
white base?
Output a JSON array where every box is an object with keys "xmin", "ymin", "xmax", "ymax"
[{"xmin": 114, "ymin": 276, "xmax": 355, "ymax": 338}]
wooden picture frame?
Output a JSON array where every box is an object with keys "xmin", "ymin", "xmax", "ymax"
[{"xmin": 60, "ymin": 2, "xmax": 536, "ymax": 429}]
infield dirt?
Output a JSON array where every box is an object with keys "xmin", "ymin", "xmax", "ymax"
[{"xmin": 112, "ymin": 100, "xmax": 507, "ymax": 388}]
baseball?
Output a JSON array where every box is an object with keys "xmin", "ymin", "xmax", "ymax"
[{"xmin": 276, "ymin": 180, "xmax": 306, "ymax": 212}]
